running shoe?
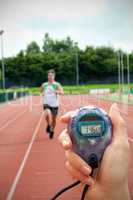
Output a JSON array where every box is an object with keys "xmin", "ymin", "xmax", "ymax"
[
  {"xmin": 49, "ymin": 131, "xmax": 54, "ymax": 139},
  {"xmin": 46, "ymin": 125, "xmax": 51, "ymax": 134}
]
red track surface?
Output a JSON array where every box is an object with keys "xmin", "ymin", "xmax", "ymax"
[{"xmin": 0, "ymin": 95, "xmax": 133, "ymax": 200}]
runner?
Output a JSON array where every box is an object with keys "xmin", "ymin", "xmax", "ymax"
[{"xmin": 40, "ymin": 69, "xmax": 64, "ymax": 139}]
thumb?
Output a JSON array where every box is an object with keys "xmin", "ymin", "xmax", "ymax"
[
  {"xmin": 60, "ymin": 111, "xmax": 77, "ymax": 124},
  {"xmin": 109, "ymin": 103, "xmax": 127, "ymax": 140}
]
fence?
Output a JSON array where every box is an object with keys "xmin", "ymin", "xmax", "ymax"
[{"xmin": 0, "ymin": 91, "xmax": 29, "ymax": 103}]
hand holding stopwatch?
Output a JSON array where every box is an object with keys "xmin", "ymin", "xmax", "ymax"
[
  {"xmin": 51, "ymin": 105, "xmax": 113, "ymax": 200},
  {"xmin": 68, "ymin": 105, "xmax": 113, "ymax": 169}
]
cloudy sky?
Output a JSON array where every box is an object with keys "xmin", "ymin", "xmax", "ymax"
[{"xmin": 0, "ymin": 0, "xmax": 133, "ymax": 57}]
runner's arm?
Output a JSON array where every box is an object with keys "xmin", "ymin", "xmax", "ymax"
[
  {"xmin": 40, "ymin": 84, "xmax": 44, "ymax": 94},
  {"xmin": 56, "ymin": 84, "xmax": 64, "ymax": 95}
]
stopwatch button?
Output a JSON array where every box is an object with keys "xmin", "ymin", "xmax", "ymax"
[
  {"xmin": 89, "ymin": 140, "xmax": 97, "ymax": 145},
  {"xmin": 88, "ymin": 153, "xmax": 98, "ymax": 168}
]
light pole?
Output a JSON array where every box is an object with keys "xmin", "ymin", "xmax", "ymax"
[
  {"xmin": 120, "ymin": 51, "xmax": 124, "ymax": 93},
  {"xmin": 0, "ymin": 30, "xmax": 5, "ymax": 89},
  {"xmin": 117, "ymin": 51, "xmax": 121, "ymax": 93},
  {"xmin": 75, "ymin": 42, "xmax": 79, "ymax": 85},
  {"xmin": 127, "ymin": 53, "xmax": 130, "ymax": 102},
  {"xmin": 127, "ymin": 54, "xmax": 130, "ymax": 90}
]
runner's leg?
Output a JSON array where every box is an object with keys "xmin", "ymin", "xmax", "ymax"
[
  {"xmin": 49, "ymin": 107, "xmax": 58, "ymax": 139},
  {"xmin": 51, "ymin": 115, "xmax": 57, "ymax": 131},
  {"xmin": 44, "ymin": 109, "xmax": 52, "ymax": 133}
]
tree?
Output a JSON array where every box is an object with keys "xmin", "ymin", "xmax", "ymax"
[
  {"xmin": 17, "ymin": 50, "xmax": 25, "ymax": 58},
  {"xmin": 42, "ymin": 33, "xmax": 54, "ymax": 53},
  {"xmin": 26, "ymin": 41, "xmax": 40, "ymax": 55},
  {"xmin": 3, "ymin": 33, "xmax": 131, "ymax": 87},
  {"xmin": 53, "ymin": 37, "xmax": 74, "ymax": 53},
  {"xmin": 42, "ymin": 34, "xmax": 74, "ymax": 53}
]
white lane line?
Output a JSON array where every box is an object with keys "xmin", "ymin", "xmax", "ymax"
[
  {"xmin": 0, "ymin": 99, "xmax": 24, "ymax": 110},
  {"xmin": 6, "ymin": 112, "xmax": 44, "ymax": 200},
  {"xmin": 0, "ymin": 103, "xmax": 18, "ymax": 113},
  {"xmin": 0, "ymin": 109, "xmax": 24, "ymax": 126},
  {"xmin": 0, "ymin": 109, "xmax": 27, "ymax": 131}
]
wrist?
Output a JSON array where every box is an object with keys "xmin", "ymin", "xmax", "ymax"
[
  {"xmin": 56, "ymin": 91, "xmax": 62, "ymax": 95},
  {"xmin": 55, "ymin": 91, "xmax": 59, "ymax": 95},
  {"xmin": 85, "ymin": 182, "xmax": 130, "ymax": 200},
  {"xmin": 103, "ymin": 182, "xmax": 130, "ymax": 200}
]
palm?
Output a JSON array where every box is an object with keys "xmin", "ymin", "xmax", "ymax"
[{"xmin": 86, "ymin": 138, "xmax": 129, "ymax": 199}]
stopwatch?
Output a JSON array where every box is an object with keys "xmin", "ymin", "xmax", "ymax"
[{"xmin": 68, "ymin": 106, "xmax": 112, "ymax": 168}]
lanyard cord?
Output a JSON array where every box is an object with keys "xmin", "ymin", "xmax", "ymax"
[
  {"xmin": 50, "ymin": 181, "xmax": 90, "ymax": 200},
  {"xmin": 50, "ymin": 180, "xmax": 81, "ymax": 200},
  {"xmin": 50, "ymin": 166, "xmax": 95, "ymax": 200},
  {"xmin": 81, "ymin": 184, "xmax": 89, "ymax": 200},
  {"xmin": 80, "ymin": 167, "xmax": 95, "ymax": 200}
]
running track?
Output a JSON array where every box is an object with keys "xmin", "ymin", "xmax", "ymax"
[{"xmin": 0, "ymin": 95, "xmax": 133, "ymax": 200}]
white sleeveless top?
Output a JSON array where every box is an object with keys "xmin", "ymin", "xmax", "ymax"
[{"xmin": 42, "ymin": 82, "xmax": 60, "ymax": 107}]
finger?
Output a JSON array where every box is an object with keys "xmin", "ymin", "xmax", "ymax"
[
  {"xmin": 65, "ymin": 150, "xmax": 92, "ymax": 176},
  {"xmin": 66, "ymin": 161, "xmax": 94, "ymax": 186},
  {"xmin": 60, "ymin": 111, "xmax": 77, "ymax": 124},
  {"xmin": 58, "ymin": 129, "xmax": 72, "ymax": 150},
  {"xmin": 109, "ymin": 103, "xmax": 127, "ymax": 139}
]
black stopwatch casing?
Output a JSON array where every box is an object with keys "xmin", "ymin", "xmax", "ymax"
[{"xmin": 68, "ymin": 106, "xmax": 113, "ymax": 168}]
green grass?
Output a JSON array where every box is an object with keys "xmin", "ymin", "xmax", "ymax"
[
  {"xmin": 64, "ymin": 83, "xmax": 118, "ymax": 89},
  {"xmin": 0, "ymin": 83, "xmax": 133, "ymax": 95},
  {"xmin": 63, "ymin": 84, "xmax": 119, "ymax": 94},
  {"xmin": 26, "ymin": 84, "xmax": 119, "ymax": 94}
]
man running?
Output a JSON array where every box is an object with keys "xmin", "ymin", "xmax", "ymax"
[{"xmin": 40, "ymin": 69, "xmax": 64, "ymax": 139}]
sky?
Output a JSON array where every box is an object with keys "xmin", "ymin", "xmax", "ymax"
[{"xmin": 0, "ymin": 0, "xmax": 133, "ymax": 57}]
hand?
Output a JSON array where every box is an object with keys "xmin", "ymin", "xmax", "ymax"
[
  {"xmin": 55, "ymin": 90, "xmax": 59, "ymax": 95},
  {"xmin": 55, "ymin": 90, "xmax": 62, "ymax": 95},
  {"xmin": 59, "ymin": 103, "xmax": 130, "ymax": 200}
]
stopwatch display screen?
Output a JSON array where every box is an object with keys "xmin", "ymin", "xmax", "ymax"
[
  {"xmin": 79, "ymin": 121, "xmax": 104, "ymax": 137},
  {"xmin": 81, "ymin": 124, "xmax": 102, "ymax": 135}
]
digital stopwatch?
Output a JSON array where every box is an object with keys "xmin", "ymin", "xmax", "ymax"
[{"xmin": 68, "ymin": 106, "xmax": 113, "ymax": 168}]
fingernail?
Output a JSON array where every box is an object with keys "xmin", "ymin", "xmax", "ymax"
[
  {"xmin": 82, "ymin": 166, "xmax": 91, "ymax": 176},
  {"xmin": 85, "ymin": 177, "xmax": 94, "ymax": 187},
  {"xmin": 63, "ymin": 140, "xmax": 69, "ymax": 146}
]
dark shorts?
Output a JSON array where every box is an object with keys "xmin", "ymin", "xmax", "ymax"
[{"xmin": 43, "ymin": 104, "xmax": 59, "ymax": 116}]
